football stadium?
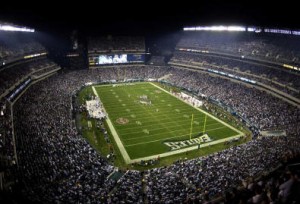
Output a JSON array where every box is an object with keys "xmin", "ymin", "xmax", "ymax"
[{"xmin": 0, "ymin": 3, "xmax": 300, "ymax": 204}]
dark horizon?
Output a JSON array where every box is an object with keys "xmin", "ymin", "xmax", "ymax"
[{"xmin": 0, "ymin": 1, "xmax": 299, "ymax": 36}]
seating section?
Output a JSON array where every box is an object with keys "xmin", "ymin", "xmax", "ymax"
[
  {"xmin": 3, "ymin": 66, "xmax": 297, "ymax": 203},
  {"xmin": 170, "ymin": 51, "xmax": 300, "ymax": 98},
  {"xmin": 148, "ymin": 55, "xmax": 165, "ymax": 65},
  {"xmin": 177, "ymin": 32, "xmax": 300, "ymax": 64},
  {"xmin": 0, "ymin": 59, "xmax": 60, "ymax": 98},
  {"xmin": 0, "ymin": 32, "xmax": 45, "ymax": 64},
  {"xmin": 0, "ymin": 99, "xmax": 14, "ymax": 167},
  {"xmin": 88, "ymin": 36, "xmax": 145, "ymax": 53}
]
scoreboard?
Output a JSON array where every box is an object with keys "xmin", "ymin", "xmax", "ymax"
[{"xmin": 89, "ymin": 54, "xmax": 145, "ymax": 67}]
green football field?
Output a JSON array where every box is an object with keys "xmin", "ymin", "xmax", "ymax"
[{"xmin": 93, "ymin": 82, "xmax": 243, "ymax": 163}]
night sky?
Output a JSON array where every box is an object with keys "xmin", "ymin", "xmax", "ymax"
[{"xmin": 0, "ymin": 1, "xmax": 299, "ymax": 35}]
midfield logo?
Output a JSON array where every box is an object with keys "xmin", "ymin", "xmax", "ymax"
[{"xmin": 163, "ymin": 134, "xmax": 212, "ymax": 151}]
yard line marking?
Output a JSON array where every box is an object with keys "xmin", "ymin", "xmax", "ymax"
[
  {"xmin": 120, "ymin": 122, "xmax": 223, "ymax": 135},
  {"xmin": 120, "ymin": 120, "xmax": 221, "ymax": 131},
  {"xmin": 105, "ymin": 108, "xmax": 207, "ymax": 116},
  {"xmin": 124, "ymin": 126, "xmax": 227, "ymax": 145},
  {"xmin": 149, "ymin": 82, "xmax": 244, "ymax": 136}
]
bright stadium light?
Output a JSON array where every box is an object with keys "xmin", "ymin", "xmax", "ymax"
[
  {"xmin": 183, "ymin": 25, "xmax": 246, "ymax": 32},
  {"xmin": 292, "ymin": 30, "xmax": 300, "ymax": 35},
  {"xmin": 264, "ymin": 28, "xmax": 291, "ymax": 35},
  {"xmin": 183, "ymin": 27, "xmax": 196, "ymax": 31},
  {"xmin": 227, "ymin": 26, "xmax": 246, "ymax": 31},
  {"xmin": 247, "ymin": 27, "xmax": 254, "ymax": 32},
  {"xmin": 0, "ymin": 24, "xmax": 35, "ymax": 32},
  {"xmin": 247, "ymin": 27, "xmax": 262, "ymax": 33}
]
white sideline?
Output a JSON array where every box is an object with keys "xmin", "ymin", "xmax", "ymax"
[
  {"xmin": 129, "ymin": 134, "xmax": 243, "ymax": 164},
  {"xmin": 92, "ymin": 86, "xmax": 131, "ymax": 163}
]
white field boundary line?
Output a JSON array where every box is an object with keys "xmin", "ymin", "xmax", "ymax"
[
  {"xmin": 103, "ymin": 107, "xmax": 206, "ymax": 115},
  {"xmin": 123, "ymin": 126, "xmax": 222, "ymax": 143},
  {"xmin": 92, "ymin": 86, "xmax": 131, "ymax": 164},
  {"xmin": 105, "ymin": 112, "xmax": 212, "ymax": 123},
  {"xmin": 102, "ymin": 107, "xmax": 219, "ymax": 130},
  {"xmin": 120, "ymin": 121, "xmax": 222, "ymax": 133},
  {"xmin": 129, "ymin": 134, "xmax": 243, "ymax": 164},
  {"xmin": 125, "ymin": 126, "xmax": 228, "ymax": 146},
  {"xmin": 121, "ymin": 122, "xmax": 224, "ymax": 137},
  {"xmin": 93, "ymin": 83, "xmax": 146, "ymax": 88},
  {"xmin": 149, "ymin": 82, "xmax": 244, "ymax": 137},
  {"xmin": 104, "ymin": 108, "xmax": 214, "ymax": 118}
]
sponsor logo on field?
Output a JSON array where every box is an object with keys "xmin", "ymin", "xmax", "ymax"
[
  {"xmin": 163, "ymin": 134, "xmax": 212, "ymax": 151},
  {"xmin": 116, "ymin": 118, "xmax": 129, "ymax": 125}
]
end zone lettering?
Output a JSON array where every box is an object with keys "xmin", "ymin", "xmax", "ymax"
[{"xmin": 164, "ymin": 134, "xmax": 212, "ymax": 151}]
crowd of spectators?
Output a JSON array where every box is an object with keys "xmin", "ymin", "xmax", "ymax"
[
  {"xmin": 0, "ymin": 58, "xmax": 60, "ymax": 98},
  {"xmin": 0, "ymin": 65, "xmax": 298, "ymax": 203},
  {"xmin": 108, "ymin": 170, "xmax": 143, "ymax": 203},
  {"xmin": 30, "ymin": 64, "xmax": 61, "ymax": 79},
  {"xmin": 167, "ymin": 67, "xmax": 299, "ymax": 134},
  {"xmin": 145, "ymin": 136, "xmax": 300, "ymax": 203},
  {"xmin": 148, "ymin": 56, "xmax": 166, "ymax": 65},
  {"xmin": 225, "ymin": 164, "xmax": 300, "ymax": 204},
  {"xmin": 0, "ymin": 99, "xmax": 15, "ymax": 168},
  {"xmin": 13, "ymin": 73, "xmax": 114, "ymax": 203},
  {"xmin": 177, "ymin": 32, "xmax": 300, "ymax": 65},
  {"xmin": 170, "ymin": 51, "xmax": 300, "ymax": 98},
  {"xmin": 0, "ymin": 32, "xmax": 45, "ymax": 64},
  {"xmin": 88, "ymin": 36, "xmax": 145, "ymax": 53}
]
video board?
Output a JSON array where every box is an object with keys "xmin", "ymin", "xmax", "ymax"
[{"xmin": 89, "ymin": 54, "xmax": 145, "ymax": 66}]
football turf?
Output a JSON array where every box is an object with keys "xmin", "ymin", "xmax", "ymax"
[{"xmin": 94, "ymin": 82, "xmax": 242, "ymax": 162}]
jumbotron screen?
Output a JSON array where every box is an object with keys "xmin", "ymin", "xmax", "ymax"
[{"xmin": 89, "ymin": 54, "xmax": 145, "ymax": 66}]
